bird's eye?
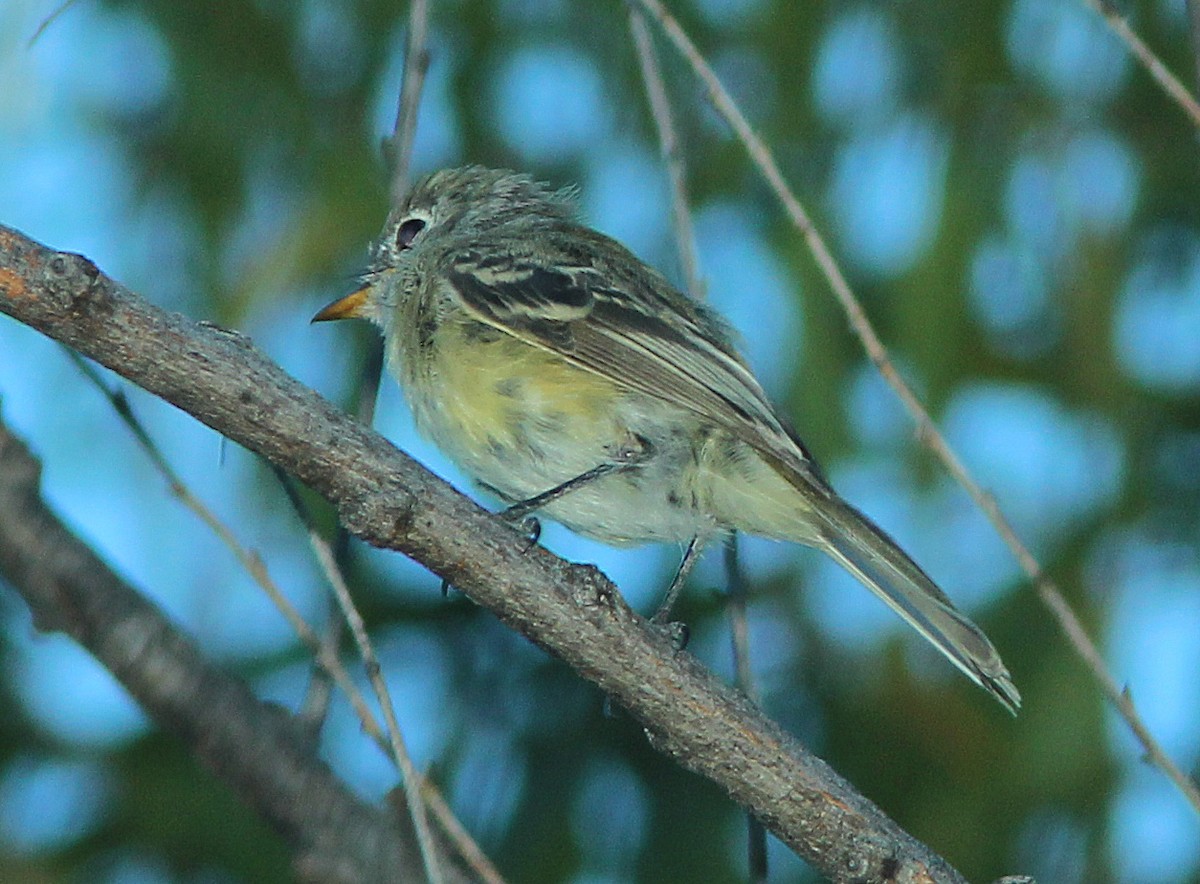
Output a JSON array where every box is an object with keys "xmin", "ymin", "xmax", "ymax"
[{"xmin": 395, "ymin": 218, "xmax": 426, "ymax": 250}]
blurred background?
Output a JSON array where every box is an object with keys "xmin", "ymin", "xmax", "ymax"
[{"xmin": 1, "ymin": 0, "xmax": 1198, "ymax": 881}]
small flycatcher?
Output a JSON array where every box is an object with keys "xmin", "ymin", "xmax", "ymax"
[{"xmin": 315, "ymin": 166, "xmax": 1020, "ymax": 713}]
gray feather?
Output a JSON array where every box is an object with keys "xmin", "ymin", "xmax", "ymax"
[{"xmin": 816, "ymin": 495, "xmax": 1021, "ymax": 714}]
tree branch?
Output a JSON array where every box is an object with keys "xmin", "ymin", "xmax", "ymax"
[
  {"xmin": 1082, "ymin": 0, "xmax": 1200, "ymax": 131},
  {"xmin": 628, "ymin": 6, "xmax": 704, "ymax": 302},
  {"xmin": 0, "ymin": 224, "xmax": 981, "ymax": 882},
  {"xmin": 387, "ymin": 0, "xmax": 430, "ymax": 204},
  {"xmin": 631, "ymin": 0, "xmax": 1200, "ymax": 818},
  {"xmin": 0, "ymin": 415, "xmax": 454, "ymax": 883}
]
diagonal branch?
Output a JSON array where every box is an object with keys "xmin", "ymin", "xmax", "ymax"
[
  {"xmin": 0, "ymin": 417, "xmax": 456, "ymax": 884},
  {"xmin": 388, "ymin": 0, "xmax": 431, "ymax": 204},
  {"xmin": 628, "ymin": 11, "xmax": 769, "ymax": 878},
  {"xmin": 628, "ymin": 6, "xmax": 704, "ymax": 301},
  {"xmin": 630, "ymin": 0, "xmax": 1200, "ymax": 818},
  {"xmin": 313, "ymin": 2, "xmax": 438, "ymax": 875},
  {"xmin": 0, "ymin": 225, "xmax": 986, "ymax": 882},
  {"xmin": 1082, "ymin": 0, "xmax": 1200, "ymax": 131}
]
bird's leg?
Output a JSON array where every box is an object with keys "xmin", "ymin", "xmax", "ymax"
[
  {"xmin": 500, "ymin": 461, "xmax": 623, "ymax": 523},
  {"xmin": 501, "ymin": 435, "xmax": 652, "ymax": 522},
  {"xmin": 650, "ymin": 535, "xmax": 708, "ymax": 647},
  {"xmin": 441, "ymin": 442, "xmax": 651, "ymax": 597},
  {"xmin": 442, "ymin": 438, "xmax": 652, "ymax": 597}
]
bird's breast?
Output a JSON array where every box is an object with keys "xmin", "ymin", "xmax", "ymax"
[
  {"xmin": 401, "ymin": 318, "xmax": 620, "ymax": 481},
  {"xmin": 391, "ymin": 317, "xmax": 717, "ymax": 544}
]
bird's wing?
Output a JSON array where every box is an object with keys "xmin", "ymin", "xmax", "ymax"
[{"xmin": 440, "ymin": 237, "xmax": 820, "ymax": 482}]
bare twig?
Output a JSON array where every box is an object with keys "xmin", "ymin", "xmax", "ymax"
[
  {"xmin": 420, "ymin": 784, "xmax": 508, "ymax": 884},
  {"xmin": 724, "ymin": 539, "xmax": 758, "ymax": 709},
  {"xmin": 297, "ymin": 615, "xmax": 341, "ymax": 737},
  {"xmin": 277, "ymin": 459, "xmax": 456, "ymax": 884},
  {"xmin": 319, "ymin": 518, "xmax": 444, "ymax": 884},
  {"xmin": 271, "ymin": 465, "xmax": 501, "ymax": 878},
  {"xmin": 1083, "ymin": 0, "xmax": 1200, "ymax": 131},
  {"xmin": 630, "ymin": 0, "xmax": 1200, "ymax": 816},
  {"xmin": 388, "ymin": 0, "xmax": 431, "ymax": 204},
  {"xmin": 628, "ymin": 7, "xmax": 704, "ymax": 300},
  {"xmin": 354, "ymin": 0, "xmax": 430, "ymax": 430},
  {"xmin": 64, "ymin": 352, "xmax": 398, "ymax": 759},
  {"xmin": 724, "ymin": 538, "xmax": 767, "ymax": 883},
  {"xmin": 629, "ymin": 21, "xmax": 768, "ymax": 871},
  {"xmin": 335, "ymin": 3, "xmax": 440, "ymax": 878},
  {"xmin": 26, "ymin": 0, "xmax": 81, "ymax": 47}
]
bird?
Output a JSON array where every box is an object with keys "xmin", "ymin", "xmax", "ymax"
[{"xmin": 314, "ymin": 165, "xmax": 1020, "ymax": 713}]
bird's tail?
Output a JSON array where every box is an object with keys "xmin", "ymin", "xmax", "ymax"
[{"xmin": 815, "ymin": 495, "xmax": 1021, "ymax": 714}]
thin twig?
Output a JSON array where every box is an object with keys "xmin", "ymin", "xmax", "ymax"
[
  {"xmin": 353, "ymin": 0, "xmax": 431, "ymax": 430},
  {"xmin": 421, "ymin": 783, "xmax": 508, "ymax": 884},
  {"xmin": 388, "ymin": 0, "xmax": 431, "ymax": 205},
  {"xmin": 345, "ymin": 3, "xmax": 441, "ymax": 879},
  {"xmin": 724, "ymin": 539, "xmax": 758, "ymax": 708},
  {"xmin": 629, "ymin": 21, "xmax": 768, "ymax": 865},
  {"xmin": 279, "ymin": 481, "xmax": 498, "ymax": 884},
  {"xmin": 26, "ymin": 0, "xmax": 80, "ymax": 47},
  {"xmin": 63, "ymin": 351, "xmax": 392, "ymax": 756},
  {"xmin": 269, "ymin": 468, "xmax": 397, "ymax": 730},
  {"xmin": 279, "ymin": 473, "xmax": 505, "ymax": 884},
  {"xmin": 351, "ymin": 335, "xmax": 387, "ymax": 430},
  {"xmin": 725, "ymin": 538, "xmax": 768, "ymax": 882},
  {"xmin": 297, "ymin": 614, "xmax": 340, "ymax": 738},
  {"xmin": 631, "ymin": 0, "xmax": 1200, "ymax": 816},
  {"xmin": 628, "ymin": 7, "xmax": 704, "ymax": 300},
  {"xmin": 309, "ymin": 506, "xmax": 444, "ymax": 884},
  {"xmin": 1082, "ymin": 0, "xmax": 1200, "ymax": 131},
  {"xmin": 630, "ymin": 18, "xmax": 770, "ymax": 869}
]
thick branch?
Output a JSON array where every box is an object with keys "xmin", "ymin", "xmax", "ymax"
[
  {"xmin": 0, "ymin": 224, "xmax": 969, "ymax": 883},
  {"xmin": 0, "ymin": 418, "xmax": 457, "ymax": 883}
]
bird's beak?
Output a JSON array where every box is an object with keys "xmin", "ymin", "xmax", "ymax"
[{"xmin": 312, "ymin": 285, "xmax": 370, "ymax": 323}]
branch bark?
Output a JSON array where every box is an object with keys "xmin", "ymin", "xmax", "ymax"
[
  {"xmin": 0, "ymin": 414, "xmax": 457, "ymax": 882},
  {"xmin": 0, "ymin": 224, "xmax": 972, "ymax": 883}
]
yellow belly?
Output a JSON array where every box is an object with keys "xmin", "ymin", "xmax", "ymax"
[
  {"xmin": 401, "ymin": 321, "xmax": 621, "ymax": 492},
  {"xmin": 450, "ymin": 327, "xmax": 611, "ymax": 444}
]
